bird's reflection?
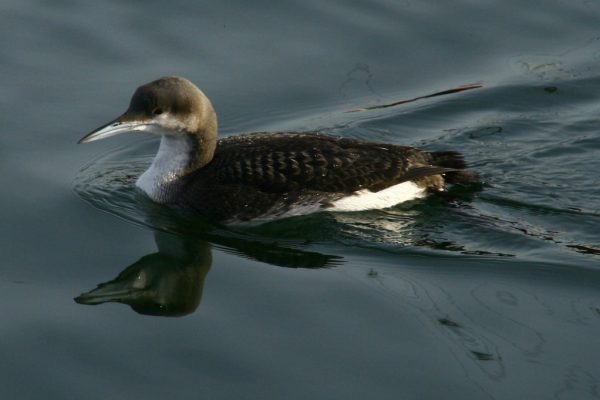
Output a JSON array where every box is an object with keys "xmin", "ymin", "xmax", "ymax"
[
  {"xmin": 73, "ymin": 182, "xmax": 483, "ymax": 317},
  {"xmin": 75, "ymin": 228, "xmax": 342, "ymax": 317},
  {"xmin": 75, "ymin": 232, "xmax": 211, "ymax": 316}
]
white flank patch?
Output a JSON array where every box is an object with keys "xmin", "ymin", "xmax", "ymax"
[
  {"xmin": 329, "ymin": 181, "xmax": 426, "ymax": 212},
  {"xmin": 229, "ymin": 181, "xmax": 428, "ymax": 225}
]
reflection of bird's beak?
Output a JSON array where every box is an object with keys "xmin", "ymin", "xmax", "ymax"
[
  {"xmin": 78, "ymin": 113, "xmax": 151, "ymax": 144},
  {"xmin": 74, "ymin": 280, "xmax": 143, "ymax": 305}
]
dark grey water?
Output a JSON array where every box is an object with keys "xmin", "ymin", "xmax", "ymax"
[{"xmin": 2, "ymin": 1, "xmax": 600, "ymax": 399}]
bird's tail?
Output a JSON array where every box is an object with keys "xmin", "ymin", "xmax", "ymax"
[{"xmin": 429, "ymin": 151, "xmax": 479, "ymax": 184}]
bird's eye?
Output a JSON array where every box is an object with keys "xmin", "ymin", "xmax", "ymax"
[{"xmin": 152, "ymin": 107, "xmax": 163, "ymax": 115}]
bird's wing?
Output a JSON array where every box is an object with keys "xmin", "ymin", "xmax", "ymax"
[{"xmin": 205, "ymin": 133, "xmax": 450, "ymax": 194}]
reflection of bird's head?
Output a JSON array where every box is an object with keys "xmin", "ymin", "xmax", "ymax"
[{"xmin": 75, "ymin": 242, "xmax": 212, "ymax": 317}]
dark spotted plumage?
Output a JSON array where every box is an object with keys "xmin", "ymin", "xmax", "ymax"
[{"xmin": 168, "ymin": 132, "xmax": 473, "ymax": 222}]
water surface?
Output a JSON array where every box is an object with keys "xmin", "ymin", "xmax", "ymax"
[{"xmin": 2, "ymin": 1, "xmax": 600, "ymax": 399}]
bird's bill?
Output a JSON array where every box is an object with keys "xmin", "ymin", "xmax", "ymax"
[{"xmin": 78, "ymin": 115, "xmax": 151, "ymax": 144}]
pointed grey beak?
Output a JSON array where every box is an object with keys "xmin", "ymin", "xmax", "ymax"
[{"xmin": 78, "ymin": 115, "xmax": 151, "ymax": 144}]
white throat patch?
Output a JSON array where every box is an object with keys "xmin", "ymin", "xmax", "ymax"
[{"xmin": 136, "ymin": 135, "xmax": 193, "ymax": 202}]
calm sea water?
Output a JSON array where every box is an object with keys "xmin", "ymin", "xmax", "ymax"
[{"xmin": 2, "ymin": 1, "xmax": 600, "ymax": 399}]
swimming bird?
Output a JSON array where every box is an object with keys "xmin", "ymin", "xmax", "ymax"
[{"xmin": 79, "ymin": 76, "xmax": 476, "ymax": 223}]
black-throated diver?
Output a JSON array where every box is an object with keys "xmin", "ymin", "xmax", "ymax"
[{"xmin": 79, "ymin": 76, "xmax": 476, "ymax": 223}]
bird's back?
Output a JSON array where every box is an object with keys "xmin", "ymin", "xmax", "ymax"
[{"xmin": 171, "ymin": 133, "xmax": 474, "ymax": 222}]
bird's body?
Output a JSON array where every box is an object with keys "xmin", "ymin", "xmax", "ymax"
[{"xmin": 80, "ymin": 77, "xmax": 476, "ymax": 223}]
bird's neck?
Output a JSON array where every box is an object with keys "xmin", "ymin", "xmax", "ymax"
[{"xmin": 136, "ymin": 129, "xmax": 217, "ymax": 203}]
